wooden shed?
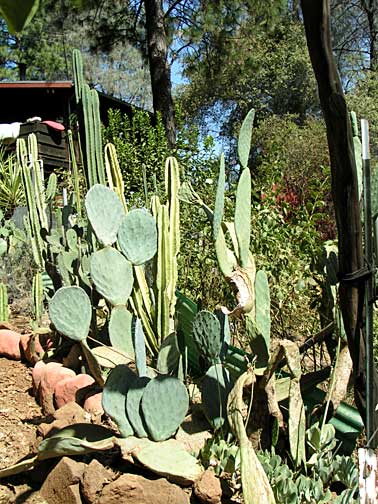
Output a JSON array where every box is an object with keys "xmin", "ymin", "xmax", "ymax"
[{"xmin": 0, "ymin": 81, "xmax": 135, "ymax": 172}]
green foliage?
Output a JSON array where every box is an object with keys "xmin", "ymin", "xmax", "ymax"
[
  {"xmin": 103, "ymin": 108, "xmax": 170, "ymax": 198},
  {"xmin": 180, "ymin": 20, "xmax": 318, "ymax": 142},
  {"xmin": 347, "ymin": 70, "xmax": 378, "ymax": 161},
  {"xmin": 192, "ymin": 310, "xmax": 223, "ymax": 364},
  {"xmin": 199, "ymin": 435, "xmax": 240, "ymax": 476},
  {"xmin": 90, "ymin": 247, "xmax": 133, "ymax": 306},
  {"xmin": 257, "ymin": 421, "xmax": 359, "ymax": 503},
  {"xmin": 249, "ymin": 115, "xmax": 333, "ymax": 339},
  {"xmin": 118, "ymin": 209, "xmax": 157, "ymax": 265}
]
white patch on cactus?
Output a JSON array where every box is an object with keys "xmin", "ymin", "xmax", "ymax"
[{"xmin": 221, "ymin": 267, "xmax": 254, "ymax": 316}]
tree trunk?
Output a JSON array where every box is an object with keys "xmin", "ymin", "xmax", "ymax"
[
  {"xmin": 301, "ymin": 0, "xmax": 378, "ymax": 446},
  {"xmin": 144, "ymin": 0, "xmax": 176, "ymax": 148},
  {"xmin": 361, "ymin": 0, "xmax": 378, "ymax": 70}
]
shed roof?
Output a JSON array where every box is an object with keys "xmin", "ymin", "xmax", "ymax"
[{"xmin": 0, "ymin": 81, "xmax": 136, "ymax": 126}]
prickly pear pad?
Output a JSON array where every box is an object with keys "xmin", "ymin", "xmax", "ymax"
[
  {"xmin": 126, "ymin": 376, "xmax": 150, "ymax": 438},
  {"xmin": 141, "ymin": 376, "xmax": 189, "ymax": 441},
  {"xmin": 118, "ymin": 209, "xmax": 157, "ymax": 265},
  {"xmin": 85, "ymin": 184, "xmax": 124, "ymax": 246},
  {"xmin": 90, "ymin": 247, "xmax": 133, "ymax": 306},
  {"xmin": 192, "ymin": 310, "xmax": 222, "ymax": 363},
  {"xmin": 102, "ymin": 364, "xmax": 136, "ymax": 438},
  {"xmin": 202, "ymin": 363, "xmax": 233, "ymax": 430},
  {"xmin": 49, "ymin": 286, "xmax": 91, "ymax": 342},
  {"xmin": 109, "ymin": 305, "xmax": 134, "ymax": 357}
]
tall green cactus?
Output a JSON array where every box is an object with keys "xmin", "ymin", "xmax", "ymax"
[
  {"xmin": 32, "ymin": 272, "xmax": 43, "ymax": 325},
  {"xmin": 149, "ymin": 157, "xmax": 180, "ymax": 346},
  {"xmin": 72, "ymin": 50, "xmax": 105, "ymax": 188},
  {"xmin": 104, "ymin": 143, "xmax": 127, "ymax": 211},
  {"xmin": 17, "ymin": 136, "xmax": 46, "ymax": 270},
  {"xmin": 0, "ymin": 283, "xmax": 9, "ymax": 322}
]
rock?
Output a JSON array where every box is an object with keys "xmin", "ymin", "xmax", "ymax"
[
  {"xmin": 32, "ymin": 360, "xmax": 47, "ymax": 395},
  {"xmin": 40, "ymin": 456, "xmax": 85, "ymax": 504},
  {"xmin": 54, "ymin": 374, "xmax": 95, "ymax": 409},
  {"xmin": 63, "ymin": 344, "xmax": 82, "ymax": 371},
  {"xmin": 0, "ymin": 329, "xmax": 22, "ymax": 359},
  {"xmin": 194, "ymin": 468, "xmax": 222, "ymax": 504},
  {"xmin": 98, "ymin": 474, "xmax": 190, "ymax": 504},
  {"xmin": 20, "ymin": 333, "xmax": 44, "ymax": 364},
  {"xmin": 0, "ymin": 483, "xmax": 15, "ymax": 503},
  {"xmin": 39, "ymin": 363, "xmax": 76, "ymax": 414},
  {"xmin": 54, "ymin": 401, "xmax": 90, "ymax": 422},
  {"xmin": 175, "ymin": 413, "xmax": 212, "ymax": 456},
  {"xmin": 83, "ymin": 392, "xmax": 104, "ymax": 420},
  {"xmin": 81, "ymin": 459, "xmax": 114, "ymax": 503},
  {"xmin": 38, "ymin": 402, "xmax": 90, "ymax": 437},
  {"xmin": 0, "ymin": 322, "xmax": 15, "ymax": 331}
]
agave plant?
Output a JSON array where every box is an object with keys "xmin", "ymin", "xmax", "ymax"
[{"xmin": 0, "ymin": 149, "xmax": 25, "ymax": 216}]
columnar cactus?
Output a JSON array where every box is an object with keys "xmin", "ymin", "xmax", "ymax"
[{"xmin": 0, "ymin": 283, "xmax": 9, "ymax": 322}]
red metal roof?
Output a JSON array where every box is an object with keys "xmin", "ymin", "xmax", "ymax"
[{"xmin": 0, "ymin": 81, "xmax": 73, "ymax": 89}]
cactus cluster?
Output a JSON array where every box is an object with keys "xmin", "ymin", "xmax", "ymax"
[{"xmin": 102, "ymin": 318, "xmax": 189, "ymax": 441}]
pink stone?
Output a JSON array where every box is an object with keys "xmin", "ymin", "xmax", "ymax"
[
  {"xmin": 0, "ymin": 329, "xmax": 22, "ymax": 360},
  {"xmin": 32, "ymin": 360, "xmax": 47, "ymax": 395},
  {"xmin": 20, "ymin": 333, "xmax": 44, "ymax": 364},
  {"xmin": 54, "ymin": 373, "xmax": 95, "ymax": 409},
  {"xmin": 83, "ymin": 392, "xmax": 104, "ymax": 417},
  {"xmin": 39, "ymin": 363, "xmax": 76, "ymax": 415}
]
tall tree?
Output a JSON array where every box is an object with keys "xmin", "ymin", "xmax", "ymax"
[
  {"xmin": 301, "ymin": 0, "xmax": 378, "ymax": 445},
  {"xmin": 144, "ymin": 0, "xmax": 175, "ymax": 147},
  {"xmin": 75, "ymin": 0, "xmax": 285, "ymax": 148},
  {"xmin": 178, "ymin": 15, "xmax": 318, "ymax": 147}
]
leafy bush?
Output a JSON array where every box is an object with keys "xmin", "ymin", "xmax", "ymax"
[{"xmin": 103, "ymin": 108, "xmax": 170, "ymax": 198}]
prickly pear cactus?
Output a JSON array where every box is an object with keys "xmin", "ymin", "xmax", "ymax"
[
  {"xmin": 118, "ymin": 209, "xmax": 157, "ymax": 265},
  {"xmin": 109, "ymin": 306, "xmax": 134, "ymax": 357},
  {"xmin": 157, "ymin": 333, "xmax": 180, "ymax": 374},
  {"xmin": 49, "ymin": 286, "xmax": 91, "ymax": 341},
  {"xmin": 85, "ymin": 184, "xmax": 124, "ymax": 246},
  {"xmin": 254, "ymin": 270, "xmax": 271, "ymax": 357},
  {"xmin": 134, "ymin": 318, "xmax": 147, "ymax": 377},
  {"xmin": 126, "ymin": 376, "xmax": 150, "ymax": 438},
  {"xmin": 192, "ymin": 310, "xmax": 222, "ymax": 363},
  {"xmin": 141, "ymin": 375, "xmax": 189, "ymax": 441},
  {"xmin": 90, "ymin": 247, "xmax": 133, "ymax": 305},
  {"xmin": 202, "ymin": 363, "xmax": 233, "ymax": 430},
  {"xmin": 102, "ymin": 364, "xmax": 136, "ymax": 437},
  {"xmin": 237, "ymin": 108, "xmax": 255, "ymax": 170}
]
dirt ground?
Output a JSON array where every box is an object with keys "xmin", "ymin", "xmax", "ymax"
[{"xmin": 0, "ymin": 356, "xmax": 49, "ymax": 503}]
